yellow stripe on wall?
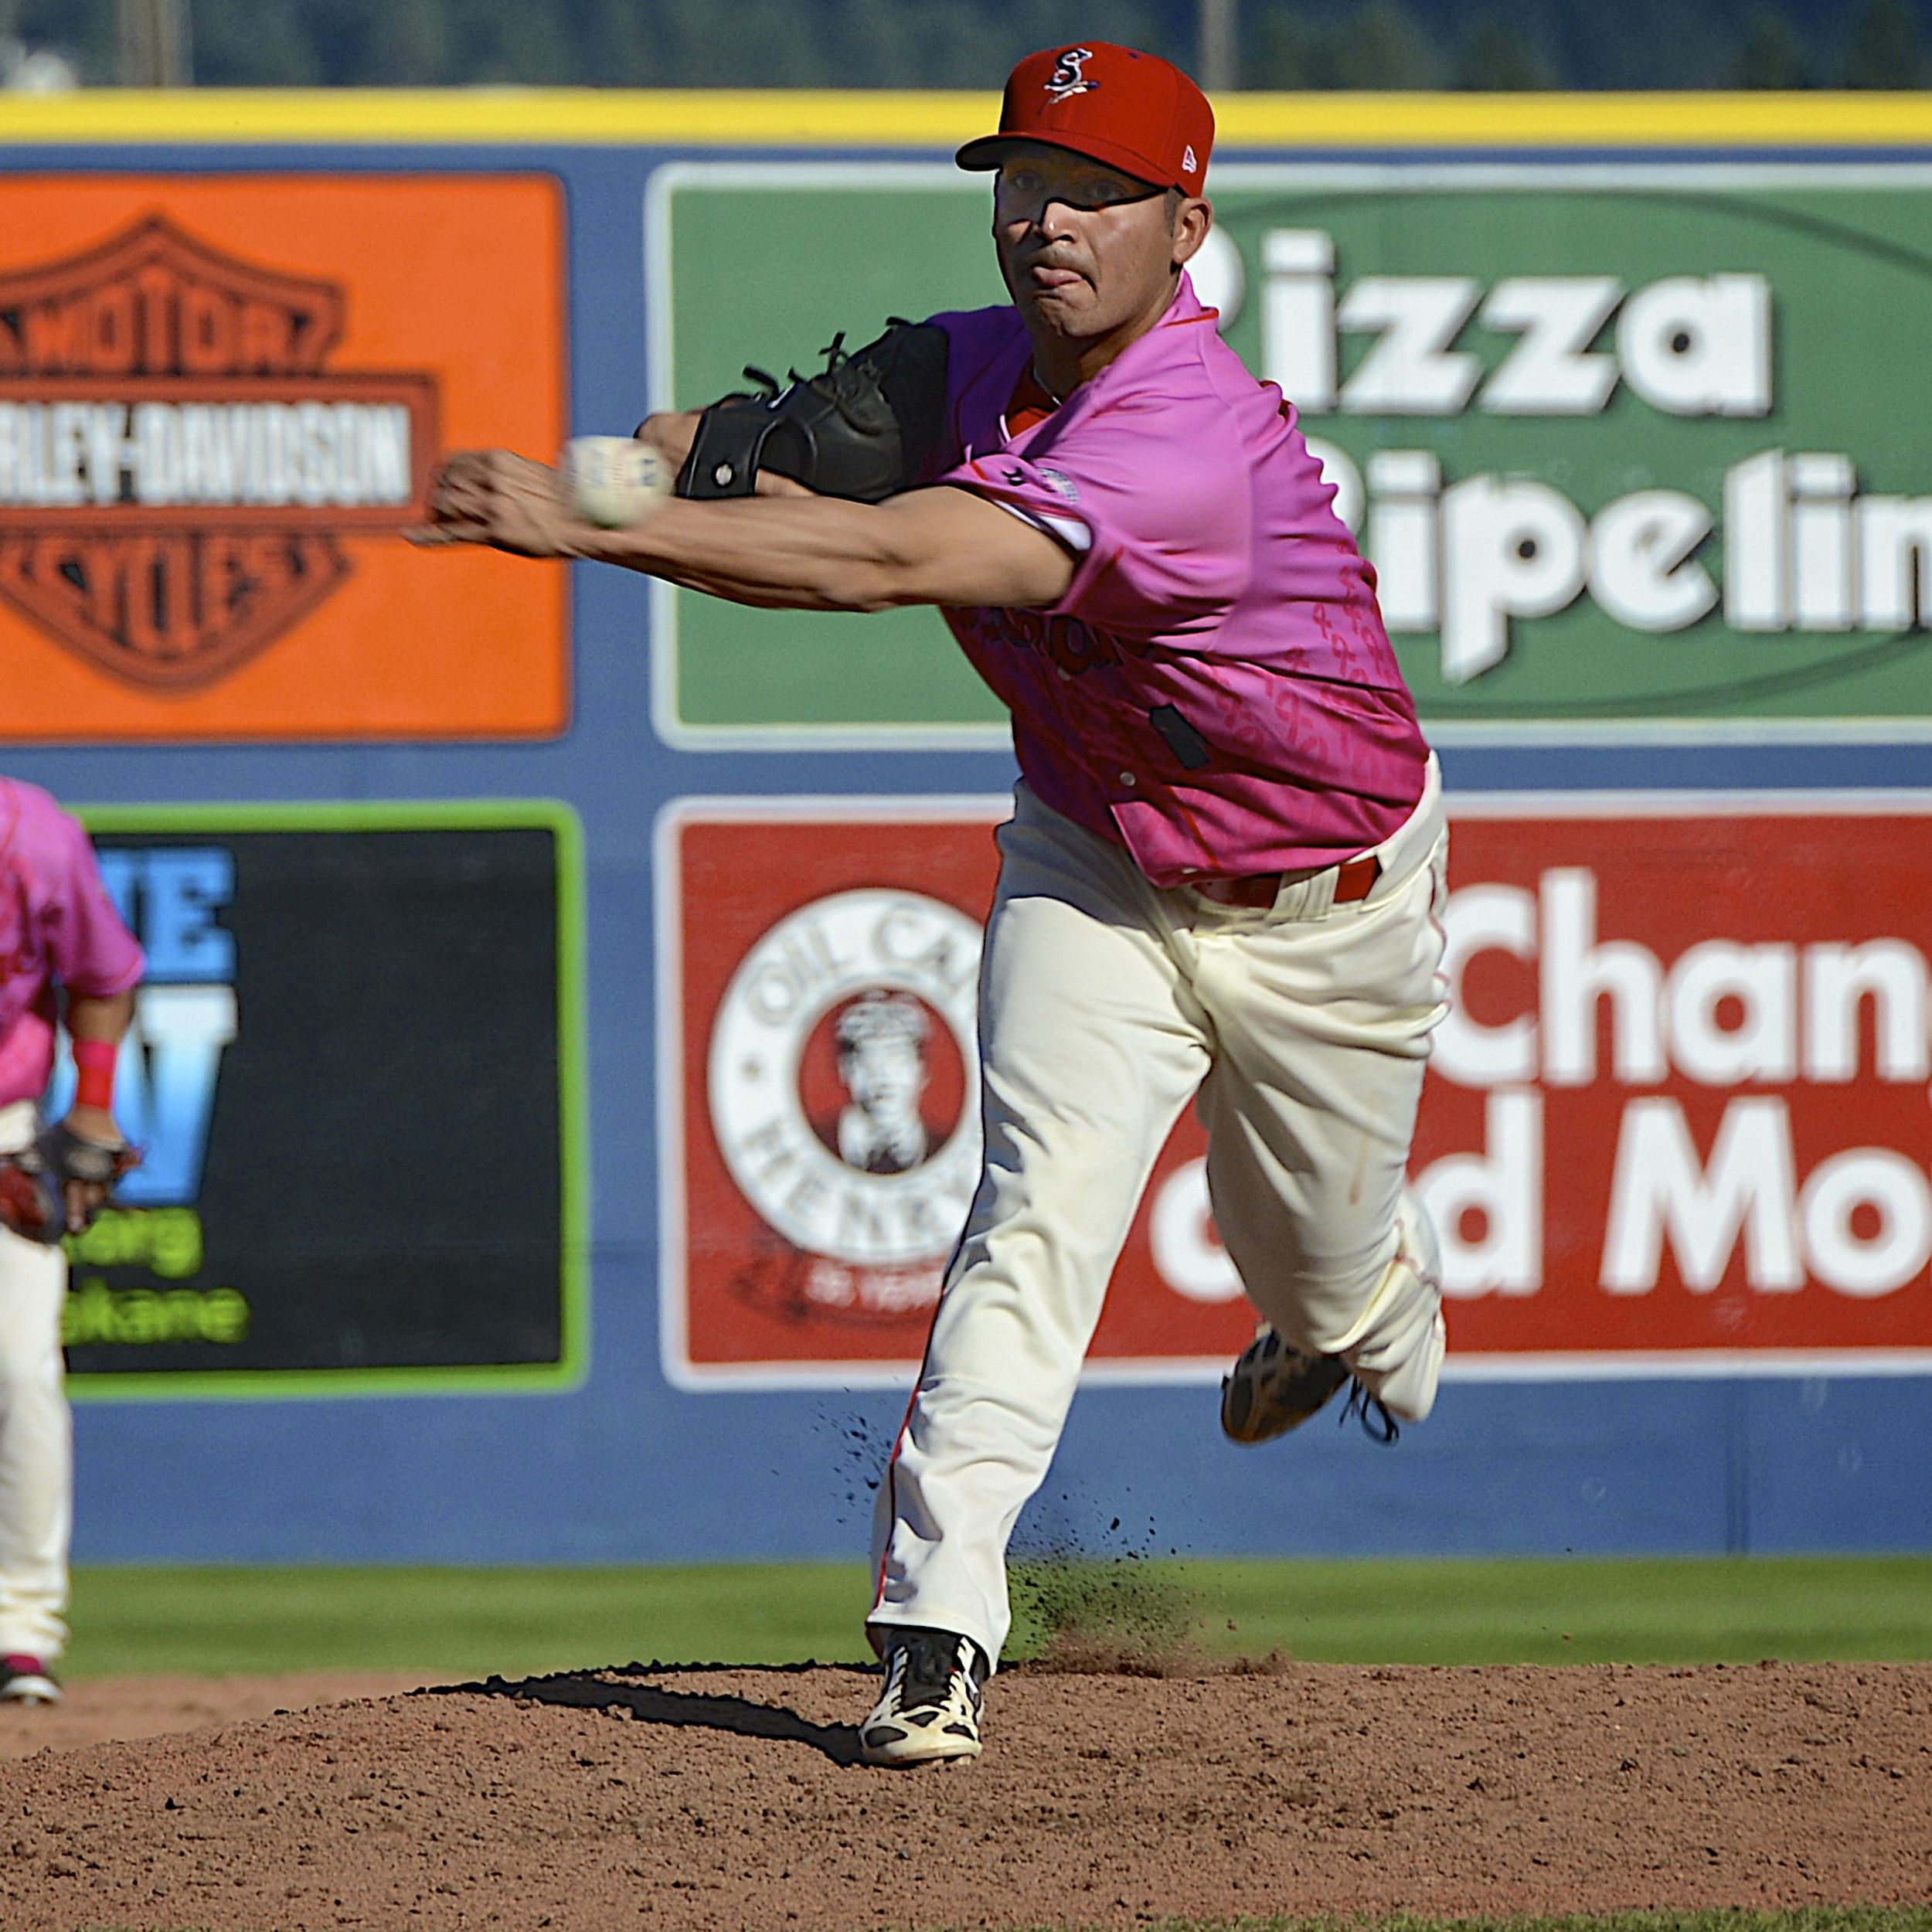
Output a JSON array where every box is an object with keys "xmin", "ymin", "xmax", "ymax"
[{"xmin": 3, "ymin": 88, "xmax": 1932, "ymax": 149}]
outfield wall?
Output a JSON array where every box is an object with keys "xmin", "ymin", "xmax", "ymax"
[{"xmin": 2, "ymin": 91, "xmax": 1930, "ymax": 1567}]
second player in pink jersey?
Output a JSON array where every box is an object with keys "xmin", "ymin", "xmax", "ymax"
[
  {"xmin": 0, "ymin": 777, "xmax": 145, "ymax": 1707},
  {"xmin": 423, "ymin": 39, "xmax": 1451, "ymax": 1770}
]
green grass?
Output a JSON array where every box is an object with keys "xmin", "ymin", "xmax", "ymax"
[
  {"xmin": 1179, "ymin": 1554, "xmax": 1932, "ymax": 1666},
  {"xmin": 70, "ymin": 1906, "xmax": 1932, "ymax": 1932},
  {"xmin": 62, "ymin": 1562, "xmax": 878, "ymax": 1680},
  {"xmin": 1000, "ymin": 1917, "xmax": 1932, "ymax": 1932},
  {"xmin": 59, "ymin": 1554, "xmax": 1932, "ymax": 1682},
  {"xmin": 76, "ymin": 1900, "xmax": 1932, "ymax": 1932}
]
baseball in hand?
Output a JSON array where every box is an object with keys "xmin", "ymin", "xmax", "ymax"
[{"xmin": 562, "ymin": 436, "xmax": 674, "ymax": 529}]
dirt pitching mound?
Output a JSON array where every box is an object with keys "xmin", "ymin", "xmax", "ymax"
[{"xmin": 0, "ymin": 1659, "xmax": 1926, "ymax": 1931}]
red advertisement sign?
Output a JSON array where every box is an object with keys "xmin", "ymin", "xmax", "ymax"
[{"xmin": 658, "ymin": 795, "xmax": 1932, "ymax": 1387}]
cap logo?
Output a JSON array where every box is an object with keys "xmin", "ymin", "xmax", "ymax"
[
  {"xmin": 1045, "ymin": 46, "xmax": 1097, "ymax": 100},
  {"xmin": 1183, "ymin": 145, "xmax": 1198, "ymax": 174}
]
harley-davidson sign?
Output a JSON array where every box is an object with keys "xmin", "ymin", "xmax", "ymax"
[
  {"xmin": 0, "ymin": 177, "xmax": 566, "ymax": 740},
  {"xmin": 0, "ymin": 213, "xmax": 437, "ymax": 691}
]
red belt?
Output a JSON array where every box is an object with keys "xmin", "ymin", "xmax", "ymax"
[{"xmin": 1189, "ymin": 853, "xmax": 1381, "ymax": 910}]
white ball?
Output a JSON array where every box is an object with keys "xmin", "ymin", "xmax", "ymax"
[{"xmin": 563, "ymin": 436, "xmax": 673, "ymax": 529}]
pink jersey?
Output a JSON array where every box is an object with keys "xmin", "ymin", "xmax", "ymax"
[
  {"xmin": 927, "ymin": 274, "xmax": 1429, "ymax": 887},
  {"xmin": 0, "ymin": 778, "xmax": 145, "ymax": 1108}
]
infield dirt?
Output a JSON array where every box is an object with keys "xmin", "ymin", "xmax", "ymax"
[{"xmin": 0, "ymin": 1659, "xmax": 1926, "ymax": 1930}]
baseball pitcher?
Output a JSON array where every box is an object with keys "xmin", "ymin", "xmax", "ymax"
[
  {"xmin": 0, "ymin": 777, "xmax": 145, "ymax": 1706},
  {"xmin": 419, "ymin": 42, "xmax": 1449, "ymax": 1769}
]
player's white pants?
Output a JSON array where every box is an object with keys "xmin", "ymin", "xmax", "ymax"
[
  {"xmin": 870, "ymin": 762, "xmax": 1450, "ymax": 1674},
  {"xmin": 0, "ymin": 1100, "xmax": 71, "ymax": 1665}
]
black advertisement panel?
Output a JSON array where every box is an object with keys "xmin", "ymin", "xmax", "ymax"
[{"xmin": 61, "ymin": 804, "xmax": 585, "ymax": 1398}]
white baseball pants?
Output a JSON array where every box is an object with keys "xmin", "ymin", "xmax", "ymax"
[
  {"xmin": 0, "ymin": 1100, "xmax": 70, "ymax": 1665},
  {"xmin": 870, "ymin": 761, "xmax": 1450, "ymax": 1672}
]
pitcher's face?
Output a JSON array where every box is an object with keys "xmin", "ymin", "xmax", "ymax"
[{"xmin": 992, "ymin": 144, "xmax": 1201, "ymax": 349}]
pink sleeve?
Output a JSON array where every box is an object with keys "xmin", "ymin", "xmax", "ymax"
[
  {"xmin": 940, "ymin": 389, "xmax": 1250, "ymax": 641},
  {"xmin": 46, "ymin": 813, "xmax": 145, "ymax": 998}
]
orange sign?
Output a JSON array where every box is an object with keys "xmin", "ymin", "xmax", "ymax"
[{"xmin": 0, "ymin": 176, "xmax": 566, "ymax": 740}]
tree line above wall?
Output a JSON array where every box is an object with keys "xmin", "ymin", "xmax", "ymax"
[{"xmin": 3, "ymin": 0, "xmax": 1931, "ymax": 90}]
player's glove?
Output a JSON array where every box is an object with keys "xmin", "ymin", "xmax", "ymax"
[
  {"xmin": 675, "ymin": 320, "xmax": 950, "ymax": 505},
  {"xmin": 0, "ymin": 1121, "xmax": 139, "ymax": 1244}
]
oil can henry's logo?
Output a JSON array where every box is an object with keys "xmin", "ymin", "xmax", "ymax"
[
  {"xmin": 0, "ymin": 214, "xmax": 440, "ymax": 692},
  {"xmin": 706, "ymin": 889, "xmax": 983, "ymax": 1323}
]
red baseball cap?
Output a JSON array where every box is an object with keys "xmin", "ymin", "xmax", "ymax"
[{"xmin": 956, "ymin": 43, "xmax": 1214, "ymax": 198}]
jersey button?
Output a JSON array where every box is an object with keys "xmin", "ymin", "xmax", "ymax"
[{"xmin": 1119, "ymin": 770, "xmax": 1137, "ymax": 786}]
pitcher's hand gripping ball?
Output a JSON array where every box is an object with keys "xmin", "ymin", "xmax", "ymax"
[
  {"xmin": 0, "ymin": 1123, "xmax": 139, "ymax": 1243},
  {"xmin": 561, "ymin": 437, "xmax": 675, "ymax": 529}
]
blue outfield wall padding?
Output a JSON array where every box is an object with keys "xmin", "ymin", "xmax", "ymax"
[
  {"xmin": 69, "ymin": 1364, "xmax": 1932, "ymax": 1566},
  {"xmin": 4, "ymin": 108, "xmax": 1930, "ymax": 1566}
]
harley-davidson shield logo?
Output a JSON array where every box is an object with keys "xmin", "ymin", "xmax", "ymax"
[{"xmin": 0, "ymin": 213, "xmax": 440, "ymax": 692}]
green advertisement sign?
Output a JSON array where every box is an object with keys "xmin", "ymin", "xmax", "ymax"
[{"xmin": 648, "ymin": 161, "xmax": 1932, "ymax": 746}]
